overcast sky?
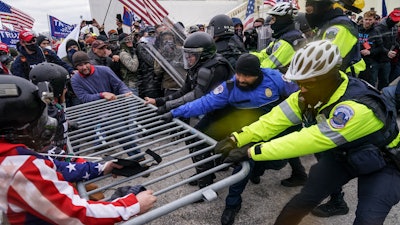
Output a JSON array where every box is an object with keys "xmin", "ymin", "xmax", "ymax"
[{"xmin": 2, "ymin": 0, "xmax": 91, "ymax": 33}]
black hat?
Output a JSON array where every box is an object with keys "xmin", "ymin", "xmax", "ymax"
[
  {"xmin": 36, "ymin": 35, "xmax": 49, "ymax": 45},
  {"xmin": 72, "ymin": 51, "xmax": 90, "ymax": 67},
  {"xmin": 235, "ymin": 53, "xmax": 261, "ymax": 77},
  {"xmin": 119, "ymin": 33, "xmax": 129, "ymax": 42},
  {"xmin": 66, "ymin": 39, "xmax": 78, "ymax": 50}
]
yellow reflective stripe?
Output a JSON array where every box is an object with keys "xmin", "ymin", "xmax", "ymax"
[
  {"xmin": 317, "ymin": 119, "xmax": 348, "ymax": 146},
  {"xmin": 279, "ymin": 101, "xmax": 302, "ymax": 125}
]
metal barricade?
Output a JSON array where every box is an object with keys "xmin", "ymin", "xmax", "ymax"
[{"xmin": 65, "ymin": 94, "xmax": 250, "ymax": 225}]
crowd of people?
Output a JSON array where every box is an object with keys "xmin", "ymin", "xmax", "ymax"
[{"xmin": 1, "ymin": 0, "xmax": 400, "ymax": 224}]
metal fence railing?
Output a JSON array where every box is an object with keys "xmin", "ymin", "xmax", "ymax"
[{"xmin": 65, "ymin": 94, "xmax": 250, "ymax": 225}]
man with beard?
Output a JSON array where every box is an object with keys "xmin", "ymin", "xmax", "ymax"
[
  {"xmin": 305, "ymin": 0, "xmax": 365, "ymax": 77},
  {"xmin": 252, "ymin": 2, "xmax": 306, "ymax": 74},
  {"xmin": 215, "ymin": 40, "xmax": 400, "ymax": 225},
  {"xmin": 161, "ymin": 54, "xmax": 299, "ymax": 225}
]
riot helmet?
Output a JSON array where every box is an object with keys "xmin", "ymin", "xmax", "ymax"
[
  {"xmin": 29, "ymin": 62, "xmax": 68, "ymax": 100},
  {"xmin": 207, "ymin": 14, "xmax": 235, "ymax": 38},
  {"xmin": 182, "ymin": 32, "xmax": 216, "ymax": 69},
  {"xmin": 0, "ymin": 76, "xmax": 57, "ymax": 150}
]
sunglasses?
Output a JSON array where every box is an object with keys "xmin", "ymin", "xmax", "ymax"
[{"xmin": 26, "ymin": 38, "xmax": 37, "ymax": 45}]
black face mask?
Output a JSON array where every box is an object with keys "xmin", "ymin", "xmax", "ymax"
[
  {"xmin": 0, "ymin": 54, "xmax": 12, "ymax": 64},
  {"xmin": 67, "ymin": 49, "xmax": 77, "ymax": 63},
  {"xmin": 25, "ymin": 44, "xmax": 37, "ymax": 52}
]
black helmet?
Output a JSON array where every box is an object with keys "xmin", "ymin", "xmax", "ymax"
[
  {"xmin": 29, "ymin": 62, "xmax": 68, "ymax": 99},
  {"xmin": 0, "ymin": 76, "xmax": 57, "ymax": 149},
  {"xmin": 182, "ymin": 32, "xmax": 216, "ymax": 69},
  {"xmin": 207, "ymin": 14, "xmax": 234, "ymax": 37}
]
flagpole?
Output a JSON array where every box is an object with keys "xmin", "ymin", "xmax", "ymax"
[
  {"xmin": 47, "ymin": 14, "xmax": 54, "ymax": 49},
  {"xmin": 103, "ymin": 0, "xmax": 113, "ymax": 26}
]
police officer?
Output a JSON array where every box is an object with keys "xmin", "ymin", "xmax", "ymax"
[
  {"xmin": 162, "ymin": 53, "xmax": 299, "ymax": 225},
  {"xmin": 144, "ymin": 32, "xmax": 233, "ymax": 114},
  {"xmin": 305, "ymin": 0, "xmax": 366, "ymax": 76},
  {"xmin": 215, "ymin": 40, "xmax": 400, "ymax": 225},
  {"xmin": 207, "ymin": 14, "xmax": 247, "ymax": 69},
  {"xmin": 305, "ymin": 0, "xmax": 366, "ymax": 216},
  {"xmin": 252, "ymin": 2, "xmax": 306, "ymax": 73}
]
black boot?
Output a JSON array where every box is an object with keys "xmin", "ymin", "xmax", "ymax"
[
  {"xmin": 311, "ymin": 192, "xmax": 349, "ymax": 217},
  {"xmin": 280, "ymin": 173, "xmax": 307, "ymax": 187},
  {"xmin": 221, "ymin": 205, "xmax": 241, "ymax": 225}
]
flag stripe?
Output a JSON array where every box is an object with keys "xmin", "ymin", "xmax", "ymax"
[
  {"xmin": 0, "ymin": 1, "xmax": 34, "ymax": 32},
  {"xmin": 118, "ymin": 0, "xmax": 168, "ymax": 26}
]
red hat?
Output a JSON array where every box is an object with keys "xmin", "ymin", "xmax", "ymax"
[
  {"xmin": 19, "ymin": 30, "xmax": 35, "ymax": 42},
  {"xmin": 389, "ymin": 8, "xmax": 400, "ymax": 23},
  {"xmin": 0, "ymin": 42, "xmax": 9, "ymax": 53}
]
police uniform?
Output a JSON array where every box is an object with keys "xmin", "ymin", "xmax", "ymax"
[
  {"xmin": 315, "ymin": 8, "xmax": 366, "ymax": 76},
  {"xmin": 232, "ymin": 72, "xmax": 400, "ymax": 224},
  {"xmin": 252, "ymin": 29, "xmax": 305, "ymax": 72}
]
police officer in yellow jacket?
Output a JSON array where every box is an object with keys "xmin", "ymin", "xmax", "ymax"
[
  {"xmin": 252, "ymin": 2, "xmax": 306, "ymax": 73},
  {"xmin": 305, "ymin": 0, "xmax": 366, "ymax": 76},
  {"xmin": 215, "ymin": 40, "xmax": 400, "ymax": 225}
]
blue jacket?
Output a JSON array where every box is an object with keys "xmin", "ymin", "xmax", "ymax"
[
  {"xmin": 12, "ymin": 43, "xmax": 74, "ymax": 79},
  {"xmin": 171, "ymin": 68, "xmax": 298, "ymax": 118}
]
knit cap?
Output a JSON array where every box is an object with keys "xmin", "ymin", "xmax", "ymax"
[
  {"xmin": 72, "ymin": 51, "xmax": 90, "ymax": 67},
  {"xmin": 235, "ymin": 53, "xmax": 261, "ymax": 77}
]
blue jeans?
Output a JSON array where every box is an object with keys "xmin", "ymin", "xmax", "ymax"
[{"xmin": 274, "ymin": 151, "xmax": 400, "ymax": 225}]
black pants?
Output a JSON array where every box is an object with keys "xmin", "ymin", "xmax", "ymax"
[{"xmin": 275, "ymin": 151, "xmax": 400, "ymax": 225}]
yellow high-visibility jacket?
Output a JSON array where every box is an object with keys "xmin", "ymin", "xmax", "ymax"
[{"xmin": 232, "ymin": 72, "xmax": 390, "ymax": 161}]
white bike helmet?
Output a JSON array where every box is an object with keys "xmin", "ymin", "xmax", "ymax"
[
  {"xmin": 285, "ymin": 40, "xmax": 342, "ymax": 81},
  {"xmin": 268, "ymin": 2, "xmax": 298, "ymax": 16}
]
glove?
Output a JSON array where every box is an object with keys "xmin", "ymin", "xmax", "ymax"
[
  {"xmin": 68, "ymin": 120, "xmax": 79, "ymax": 131},
  {"xmin": 160, "ymin": 112, "xmax": 173, "ymax": 122},
  {"xmin": 223, "ymin": 146, "xmax": 249, "ymax": 163},
  {"xmin": 214, "ymin": 136, "xmax": 237, "ymax": 158},
  {"xmin": 157, "ymin": 105, "xmax": 168, "ymax": 115},
  {"xmin": 109, "ymin": 185, "xmax": 147, "ymax": 201}
]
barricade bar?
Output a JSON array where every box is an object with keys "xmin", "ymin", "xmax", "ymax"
[{"xmin": 65, "ymin": 94, "xmax": 249, "ymax": 224}]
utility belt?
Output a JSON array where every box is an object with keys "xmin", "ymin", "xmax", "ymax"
[{"xmin": 331, "ymin": 144, "xmax": 389, "ymax": 175}]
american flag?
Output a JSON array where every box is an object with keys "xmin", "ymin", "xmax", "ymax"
[
  {"xmin": 118, "ymin": 0, "xmax": 169, "ymax": 26},
  {"xmin": 264, "ymin": 0, "xmax": 276, "ymax": 7},
  {"xmin": 243, "ymin": 0, "xmax": 256, "ymax": 31},
  {"xmin": 0, "ymin": 1, "xmax": 34, "ymax": 32},
  {"xmin": 264, "ymin": 0, "xmax": 300, "ymax": 9}
]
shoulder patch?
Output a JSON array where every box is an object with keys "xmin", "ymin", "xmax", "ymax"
[
  {"xmin": 324, "ymin": 27, "xmax": 339, "ymax": 41},
  {"xmin": 330, "ymin": 105, "xmax": 354, "ymax": 129},
  {"xmin": 265, "ymin": 88, "xmax": 273, "ymax": 97},
  {"xmin": 272, "ymin": 42, "xmax": 282, "ymax": 53},
  {"xmin": 213, "ymin": 84, "xmax": 224, "ymax": 95}
]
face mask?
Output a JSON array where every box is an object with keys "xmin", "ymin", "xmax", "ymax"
[
  {"xmin": 45, "ymin": 46, "xmax": 52, "ymax": 50},
  {"xmin": 25, "ymin": 44, "xmax": 37, "ymax": 52},
  {"xmin": 67, "ymin": 49, "xmax": 77, "ymax": 63},
  {"xmin": 0, "ymin": 54, "xmax": 12, "ymax": 64}
]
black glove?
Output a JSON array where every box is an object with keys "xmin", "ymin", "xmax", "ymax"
[
  {"xmin": 214, "ymin": 136, "xmax": 237, "ymax": 158},
  {"xmin": 68, "ymin": 120, "xmax": 79, "ymax": 131},
  {"xmin": 160, "ymin": 112, "xmax": 173, "ymax": 122},
  {"xmin": 109, "ymin": 185, "xmax": 147, "ymax": 201},
  {"xmin": 223, "ymin": 146, "xmax": 249, "ymax": 163},
  {"xmin": 157, "ymin": 105, "xmax": 168, "ymax": 115}
]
